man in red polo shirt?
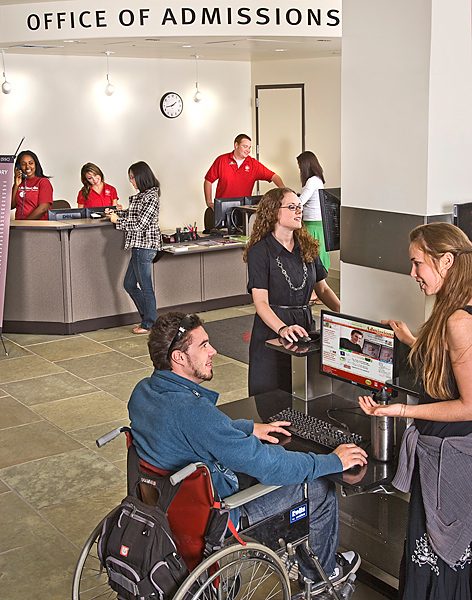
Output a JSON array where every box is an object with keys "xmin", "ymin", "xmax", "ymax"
[{"xmin": 204, "ymin": 134, "xmax": 284, "ymax": 213}]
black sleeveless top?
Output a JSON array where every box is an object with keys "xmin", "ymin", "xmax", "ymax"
[{"xmin": 415, "ymin": 306, "xmax": 472, "ymax": 438}]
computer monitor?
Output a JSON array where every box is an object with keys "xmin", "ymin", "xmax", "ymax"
[
  {"xmin": 319, "ymin": 190, "xmax": 340, "ymax": 251},
  {"xmin": 48, "ymin": 208, "xmax": 85, "ymax": 221},
  {"xmin": 214, "ymin": 197, "xmax": 244, "ymax": 233},
  {"xmin": 244, "ymin": 195, "xmax": 262, "ymax": 206},
  {"xmin": 453, "ymin": 201, "xmax": 472, "ymax": 241},
  {"xmin": 85, "ymin": 206, "xmax": 114, "ymax": 219},
  {"xmin": 320, "ymin": 310, "xmax": 397, "ymax": 393}
]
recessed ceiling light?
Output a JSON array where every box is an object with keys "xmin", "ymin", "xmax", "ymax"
[
  {"xmin": 63, "ymin": 40, "xmax": 78, "ymax": 43},
  {"xmin": 182, "ymin": 45, "xmax": 195, "ymax": 48},
  {"xmin": 274, "ymin": 49, "xmax": 287, "ymax": 52}
]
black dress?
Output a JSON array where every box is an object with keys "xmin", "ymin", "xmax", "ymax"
[
  {"xmin": 246, "ymin": 234, "xmax": 327, "ymax": 396},
  {"xmin": 400, "ymin": 307, "xmax": 472, "ymax": 600}
]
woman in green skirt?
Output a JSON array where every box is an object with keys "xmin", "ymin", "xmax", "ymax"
[{"xmin": 297, "ymin": 151, "xmax": 329, "ymax": 302}]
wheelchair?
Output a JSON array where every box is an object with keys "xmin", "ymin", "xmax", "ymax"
[{"xmin": 72, "ymin": 427, "xmax": 356, "ymax": 600}]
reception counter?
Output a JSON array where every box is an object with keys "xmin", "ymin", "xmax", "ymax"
[{"xmin": 4, "ymin": 220, "xmax": 250, "ymax": 334}]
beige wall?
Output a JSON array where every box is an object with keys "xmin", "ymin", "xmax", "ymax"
[{"xmin": 1, "ymin": 53, "xmax": 252, "ymax": 230}]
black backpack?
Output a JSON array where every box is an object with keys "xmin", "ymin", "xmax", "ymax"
[{"xmin": 97, "ymin": 445, "xmax": 189, "ymax": 600}]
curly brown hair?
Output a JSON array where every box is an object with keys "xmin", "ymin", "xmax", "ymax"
[{"xmin": 243, "ymin": 187, "xmax": 320, "ymax": 263}]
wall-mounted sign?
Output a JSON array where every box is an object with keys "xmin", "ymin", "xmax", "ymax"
[{"xmin": 0, "ymin": 1, "xmax": 342, "ymax": 42}]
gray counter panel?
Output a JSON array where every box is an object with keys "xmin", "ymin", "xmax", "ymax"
[
  {"xmin": 202, "ymin": 247, "xmax": 247, "ymax": 300},
  {"xmin": 154, "ymin": 253, "xmax": 202, "ymax": 308}
]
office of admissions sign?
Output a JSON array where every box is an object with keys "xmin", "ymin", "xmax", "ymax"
[{"xmin": 0, "ymin": 1, "xmax": 342, "ymax": 41}]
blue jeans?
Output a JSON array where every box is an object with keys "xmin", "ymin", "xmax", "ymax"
[
  {"xmin": 124, "ymin": 248, "xmax": 158, "ymax": 330},
  {"xmin": 241, "ymin": 479, "xmax": 338, "ymax": 576}
]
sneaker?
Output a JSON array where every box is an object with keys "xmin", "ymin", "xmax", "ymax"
[{"xmin": 298, "ymin": 550, "xmax": 361, "ymax": 596}]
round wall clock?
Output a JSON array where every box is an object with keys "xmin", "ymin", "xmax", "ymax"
[{"xmin": 160, "ymin": 92, "xmax": 183, "ymax": 118}]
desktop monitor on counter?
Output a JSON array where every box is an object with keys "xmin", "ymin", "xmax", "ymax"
[
  {"xmin": 48, "ymin": 208, "xmax": 85, "ymax": 221},
  {"xmin": 85, "ymin": 206, "xmax": 114, "ymax": 219},
  {"xmin": 320, "ymin": 310, "xmax": 397, "ymax": 393},
  {"xmin": 453, "ymin": 201, "xmax": 472, "ymax": 241},
  {"xmin": 214, "ymin": 197, "xmax": 244, "ymax": 234},
  {"xmin": 319, "ymin": 190, "xmax": 340, "ymax": 251}
]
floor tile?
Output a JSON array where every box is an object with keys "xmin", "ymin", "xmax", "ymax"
[
  {"xmin": 33, "ymin": 391, "xmax": 129, "ymax": 431},
  {"xmin": 135, "ymin": 353, "xmax": 154, "ymax": 367},
  {"xmin": 217, "ymin": 387, "xmax": 250, "ymax": 404},
  {"xmin": 1, "ymin": 448, "xmax": 124, "ymax": 510},
  {"xmin": 54, "ymin": 351, "xmax": 146, "ymax": 380},
  {"xmin": 0, "ymin": 396, "xmax": 42, "ymax": 429},
  {"xmin": 0, "ymin": 479, "xmax": 10, "ymax": 493},
  {"xmin": 0, "ymin": 355, "xmax": 64, "ymax": 383},
  {"xmin": 0, "ymin": 371, "xmax": 99, "ymax": 406},
  {"xmin": 102, "ymin": 335, "xmax": 150, "ymax": 357},
  {"xmin": 82, "ymin": 325, "xmax": 140, "ymax": 342},
  {"xmin": 40, "ymin": 484, "xmax": 127, "ymax": 547},
  {"xmin": 202, "ymin": 361, "xmax": 248, "ymax": 394},
  {"xmin": 69, "ymin": 420, "xmax": 129, "ymax": 462},
  {"xmin": 0, "ymin": 530, "xmax": 80, "ymax": 600},
  {"xmin": 29, "ymin": 336, "xmax": 111, "ymax": 361},
  {"xmin": 3, "ymin": 332, "xmax": 76, "ymax": 345},
  {"xmin": 89, "ymin": 368, "xmax": 151, "ymax": 401},
  {"xmin": 0, "ymin": 491, "xmax": 60, "ymax": 553},
  {"xmin": 198, "ymin": 307, "xmax": 250, "ymax": 322},
  {"xmin": 0, "ymin": 338, "xmax": 32, "ymax": 360},
  {"xmin": 0, "ymin": 420, "xmax": 82, "ymax": 469}
]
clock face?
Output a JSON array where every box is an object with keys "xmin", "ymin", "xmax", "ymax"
[{"xmin": 160, "ymin": 92, "xmax": 183, "ymax": 118}]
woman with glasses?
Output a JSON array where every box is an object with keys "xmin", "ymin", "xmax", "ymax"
[
  {"xmin": 243, "ymin": 187, "xmax": 340, "ymax": 396},
  {"xmin": 106, "ymin": 161, "xmax": 162, "ymax": 334}
]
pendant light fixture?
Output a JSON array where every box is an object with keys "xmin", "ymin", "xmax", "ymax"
[
  {"xmin": 104, "ymin": 51, "xmax": 115, "ymax": 96},
  {"xmin": 193, "ymin": 54, "xmax": 203, "ymax": 102},
  {"xmin": 1, "ymin": 49, "xmax": 12, "ymax": 94}
]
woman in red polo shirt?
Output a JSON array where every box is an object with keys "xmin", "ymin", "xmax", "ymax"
[
  {"xmin": 11, "ymin": 150, "xmax": 53, "ymax": 220},
  {"xmin": 77, "ymin": 162, "xmax": 118, "ymax": 209}
]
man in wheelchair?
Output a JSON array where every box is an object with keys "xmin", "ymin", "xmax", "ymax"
[{"xmin": 128, "ymin": 311, "xmax": 367, "ymax": 593}]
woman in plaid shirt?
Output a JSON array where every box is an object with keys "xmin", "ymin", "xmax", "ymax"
[{"xmin": 107, "ymin": 161, "xmax": 162, "ymax": 334}]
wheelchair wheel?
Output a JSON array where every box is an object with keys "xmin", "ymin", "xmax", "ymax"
[
  {"xmin": 71, "ymin": 508, "xmax": 119, "ymax": 600},
  {"xmin": 173, "ymin": 542, "xmax": 291, "ymax": 600}
]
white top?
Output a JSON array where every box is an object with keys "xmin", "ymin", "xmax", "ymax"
[{"xmin": 299, "ymin": 175, "xmax": 324, "ymax": 221}]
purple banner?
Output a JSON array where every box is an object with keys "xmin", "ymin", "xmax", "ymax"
[{"xmin": 0, "ymin": 155, "xmax": 14, "ymax": 333}]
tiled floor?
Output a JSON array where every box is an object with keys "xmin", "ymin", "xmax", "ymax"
[{"xmin": 0, "ymin": 300, "xmax": 390, "ymax": 599}]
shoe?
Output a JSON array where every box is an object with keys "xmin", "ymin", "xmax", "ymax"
[
  {"xmin": 132, "ymin": 326, "xmax": 150, "ymax": 334},
  {"xmin": 298, "ymin": 550, "xmax": 361, "ymax": 596}
]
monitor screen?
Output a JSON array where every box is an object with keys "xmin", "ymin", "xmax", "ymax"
[
  {"xmin": 320, "ymin": 310, "xmax": 396, "ymax": 392},
  {"xmin": 244, "ymin": 195, "xmax": 262, "ymax": 206},
  {"xmin": 453, "ymin": 202, "xmax": 472, "ymax": 241},
  {"xmin": 85, "ymin": 206, "xmax": 114, "ymax": 219},
  {"xmin": 319, "ymin": 190, "xmax": 340, "ymax": 251},
  {"xmin": 213, "ymin": 197, "xmax": 244, "ymax": 232},
  {"xmin": 48, "ymin": 208, "xmax": 85, "ymax": 221}
]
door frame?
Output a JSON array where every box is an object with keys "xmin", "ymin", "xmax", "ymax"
[{"xmin": 254, "ymin": 83, "xmax": 306, "ymax": 189}]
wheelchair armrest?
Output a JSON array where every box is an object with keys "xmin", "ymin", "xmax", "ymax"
[{"xmin": 223, "ymin": 484, "xmax": 281, "ymax": 510}]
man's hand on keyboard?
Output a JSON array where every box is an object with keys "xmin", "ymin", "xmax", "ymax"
[
  {"xmin": 333, "ymin": 443, "xmax": 368, "ymax": 470},
  {"xmin": 253, "ymin": 421, "xmax": 292, "ymax": 444}
]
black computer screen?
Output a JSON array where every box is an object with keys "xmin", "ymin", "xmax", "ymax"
[
  {"xmin": 244, "ymin": 195, "xmax": 262, "ymax": 206},
  {"xmin": 453, "ymin": 202, "xmax": 472, "ymax": 241},
  {"xmin": 85, "ymin": 206, "xmax": 114, "ymax": 218},
  {"xmin": 214, "ymin": 197, "xmax": 244, "ymax": 232},
  {"xmin": 319, "ymin": 190, "xmax": 340, "ymax": 251},
  {"xmin": 320, "ymin": 310, "xmax": 396, "ymax": 392},
  {"xmin": 48, "ymin": 208, "xmax": 85, "ymax": 221}
]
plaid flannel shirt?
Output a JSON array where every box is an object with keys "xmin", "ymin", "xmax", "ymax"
[{"xmin": 115, "ymin": 186, "xmax": 162, "ymax": 250}]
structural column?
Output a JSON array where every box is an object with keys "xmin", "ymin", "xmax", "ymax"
[{"xmin": 340, "ymin": 0, "xmax": 472, "ymax": 331}]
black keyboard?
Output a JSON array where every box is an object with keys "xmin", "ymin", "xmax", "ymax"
[{"xmin": 268, "ymin": 407, "xmax": 363, "ymax": 451}]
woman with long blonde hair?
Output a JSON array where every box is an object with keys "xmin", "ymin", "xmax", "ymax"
[
  {"xmin": 359, "ymin": 222, "xmax": 472, "ymax": 599},
  {"xmin": 244, "ymin": 187, "xmax": 340, "ymax": 396}
]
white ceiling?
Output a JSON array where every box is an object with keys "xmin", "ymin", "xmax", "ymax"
[{"xmin": 0, "ymin": 0, "xmax": 341, "ymax": 61}]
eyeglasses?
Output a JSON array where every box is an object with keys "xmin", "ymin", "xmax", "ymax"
[
  {"xmin": 280, "ymin": 204, "xmax": 302, "ymax": 212},
  {"xmin": 129, "ymin": 174, "xmax": 135, "ymax": 182},
  {"xmin": 167, "ymin": 314, "xmax": 194, "ymax": 360}
]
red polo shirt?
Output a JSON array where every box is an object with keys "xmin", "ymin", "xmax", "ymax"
[
  {"xmin": 77, "ymin": 182, "xmax": 118, "ymax": 208},
  {"xmin": 205, "ymin": 152, "xmax": 275, "ymax": 198}
]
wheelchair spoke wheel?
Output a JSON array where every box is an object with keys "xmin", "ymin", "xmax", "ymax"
[
  {"xmin": 173, "ymin": 542, "xmax": 291, "ymax": 600},
  {"xmin": 72, "ymin": 509, "xmax": 119, "ymax": 600}
]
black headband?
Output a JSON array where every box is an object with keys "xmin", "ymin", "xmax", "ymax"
[{"xmin": 167, "ymin": 314, "xmax": 195, "ymax": 360}]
